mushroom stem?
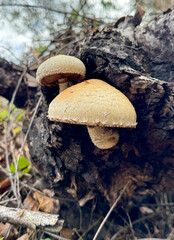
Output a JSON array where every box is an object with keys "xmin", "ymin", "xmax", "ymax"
[
  {"xmin": 58, "ymin": 80, "xmax": 68, "ymax": 92},
  {"xmin": 87, "ymin": 126, "xmax": 119, "ymax": 149}
]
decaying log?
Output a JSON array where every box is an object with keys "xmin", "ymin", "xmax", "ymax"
[{"xmin": 0, "ymin": 58, "xmax": 38, "ymax": 108}]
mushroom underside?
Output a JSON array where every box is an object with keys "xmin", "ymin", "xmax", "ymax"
[{"xmin": 40, "ymin": 73, "xmax": 84, "ymax": 87}]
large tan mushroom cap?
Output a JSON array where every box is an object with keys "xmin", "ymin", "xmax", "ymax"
[
  {"xmin": 36, "ymin": 55, "xmax": 86, "ymax": 86},
  {"xmin": 48, "ymin": 79, "xmax": 137, "ymax": 128}
]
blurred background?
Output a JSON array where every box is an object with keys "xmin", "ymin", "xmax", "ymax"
[{"xmin": 0, "ymin": 0, "xmax": 174, "ymax": 65}]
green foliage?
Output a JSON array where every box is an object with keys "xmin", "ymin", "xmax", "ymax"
[
  {"xmin": 40, "ymin": 238, "xmax": 51, "ymax": 240},
  {"xmin": 0, "ymin": 96, "xmax": 29, "ymax": 176},
  {"xmin": 12, "ymin": 127, "xmax": 22, "ymax": 134},
  {"xmin": 70, "ymin": 8, "xmax": 79, "ymax": 22},
  {"xmin": 8, "ymin": 156, "xmax": 32, "ymax": 176},
  {"xmin": 35, "ymin": 46, "xmax": 48, "ymax": 54},
  {"xmin": 0, "ymin": 109, "xmax": 8, "ymax": 123},
  {"xmin": 0, "ymin": 96, "xmax": 25, "ymax": 134},
  {"xmin": 101, "ymin": 0, "xmax": 116, "ymax": 9}
]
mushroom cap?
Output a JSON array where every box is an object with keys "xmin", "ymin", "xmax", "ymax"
[
  {"xmin": 36, "ymin": 55, "xmax": 86, "ymax": 86},
  {"xmin": 48, "ymin": 79, "xmax": 137, "ymax": 128}
]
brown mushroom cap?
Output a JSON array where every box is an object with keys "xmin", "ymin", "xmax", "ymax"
[
  {"xmin": 36, "ymin": 55, "xmax": 86, "ymax": 86},
  {"xmin": 48, "ymin": 79, "xmax": 137, "ymax": 128}
]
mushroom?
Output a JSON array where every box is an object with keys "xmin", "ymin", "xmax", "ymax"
[
  {"xmin": 36, "ymin": 55, "xmax": 86, "ymax": 92},
  {"xmin": 48, "ymin": 79, "xmax": 137, "ymax": 149}
]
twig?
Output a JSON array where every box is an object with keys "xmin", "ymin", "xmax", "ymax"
[
  {"xmin": 81, "ymin": 218, "xmax": 101, "ymax": 239},
  {"xmin": 56, "ymin": 37, "xmax": 84, "ymax": 55},
  {"xmin": 3, "ymin": 68, "xmax": 27, "ymax": 205},
  {"xmin": 0, "ymin": 205, "xmax": 64, "ymax": 231},
  {"xmin": 0, "ymin": 3, "xmax": 104, "ymax": 22},
  {"xmin": 137, "ymin": 238, "xmax": 166, "ymax": 240},
  {"xmin": 4, "ymin": 124, "xmax": 17, "ymax": 200},
  {"xmin": 41, "ymin": 230, "xmax": 69, "ymax": 240},
  {"xmin": 0, "ymin": 45, "xmax": 24, "ymax": 65},
  {"xmin": 10, "ymin": 141, "xmax": 20, "ymax": 203},
  {"xmin": 93, "ymin": 181, "xmax": 129, "ymax": 240},
  {"xmin": 8, "ymin": 68, "xmax": 27, "ymax": 117},
  {"xmin": 20, "ymin": 182, "xmax": 77, "ymax": 202},
  {"xmin": 126, "ymin": 211, "xmax": 136, "ymax": 240},
  {"xmin": 111, "ymin": 208, "xmax": 169, "ymax": 240},
  {"xmin": 167, "ymin": 228, "xmax": 174, "ymax": 240},
  {"xmin": 0, "ymin": 197, "xmax": 17, "ymax": 205},
  {"xmin": 17, "ymin": 94, "xmax": 42, "ymax": 160}
]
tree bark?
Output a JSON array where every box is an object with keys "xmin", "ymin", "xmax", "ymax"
[{"xmin": 0, "ymin": 58, "xmax": 38, "ymax": 108}]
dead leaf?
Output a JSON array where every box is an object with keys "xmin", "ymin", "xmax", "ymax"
[
  {"xmin": 23, "ymin": 195, "xmax": 39, "ymax": 211},
  {"xmin": 43, "ymin": 188, "xmax": 55, "ymax": 197},
  {"xmin": 50, "ymin": 197, "xmax": 60, "ymax": 214},
  {"xmin": 0, "ymin": 147, "xmax": 5, "ymax": 161},
  {"xmin": 0, "ymin": 222, "xmax": 17, "ymax": 239},
  {"xmin": 0, "ymin": 178, "xmax": 11, "ymax": 194},
  {"xmin": 139, "ymin": 206, "xmax": 154, "ymax": 214},
  {"xmin": 30, "ymin": 48, "xmax": 40, "ymax": 58},
  {"xmin": 154, "ymin": 225, "xmax": 160, "ymax": 235},
  {"xmin": 60, "ymin": 228, "xmax": 75, "ymax": 239},
  {"xmin": 33, "ymin": 191, "xmax": 53, "ymax": 213},
  {"xmin": 0, "ymin": 222, "xmax": 8, "ymax": 238},
  {"xmin": 17, "ymin": 233, "xmax": 29, "ymax": 240}
]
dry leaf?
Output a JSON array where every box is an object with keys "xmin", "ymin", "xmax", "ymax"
[
  {"xmin": 0, "ymin": 147, "xmax": 5, "ymax": 161},
  {"xmin": 23, "ymin": 195, "xmax": 39, "ymax": 211},
  {"xmin": 33, "ymin": 191, "xmax": 53, "ymax": 213},
  {"xmin": 0, "ymin": 222, "xmax": 17, "ymax": 239},
  {"xmin": 30, "ymin": 48, "xmax": 40, "ymax": 58},
  {"xmin": 139, "ymin": 206, "xmax": 154, "ymax": 214},
  {"xmin": 50, "ymin": 197, "xmax": 60, "ymax": 214},
  {"xmin": 154, "ymin": 225, "xmax": 160, "ymax": 235},
  {"xmin": 17, "ymin": 233, "xmax": 29, "ymax": 240},
  {"xmin": 43, "ymin": 188, "xmax": 55, "ymax": 197},
  {"xmin": 0, "ymin": 178, "xmax": 11, "ymax": 194},
  {"xmin": 60, "ymin": 228, "xmax": 75, "ymax": 239},
  {"xmin": 0, "ymin": 222, "xmax": 9, "ymax": 238}
]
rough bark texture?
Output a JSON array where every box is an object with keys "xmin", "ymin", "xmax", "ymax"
[{"xmin": 0, "ymin": 58, "xmax": 38, "ymax": 108}]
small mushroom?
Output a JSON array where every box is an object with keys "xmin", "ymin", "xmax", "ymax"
[
  {"xmin": 36, "ymin": 55, "xmax": 86, "ymax": 92},
  {"xmin": 48, "ymin": 79, "xmax": 137, "ymax": 149}
]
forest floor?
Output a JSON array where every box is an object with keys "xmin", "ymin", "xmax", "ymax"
[{"xmin": 0, "ymin": 91, "xmax": 174, "ymax": 240}]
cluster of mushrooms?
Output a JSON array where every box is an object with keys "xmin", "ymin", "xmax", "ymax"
[{"xmin": 36, "ymin": 55, "xmax": 137, "ymax": 149}]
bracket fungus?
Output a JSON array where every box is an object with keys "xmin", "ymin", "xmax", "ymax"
[
  {"xmin": 36, "ymin": 55, "xmax": 86, "ymax": 92},
  {"xmin": 48, "ymin": 79, "xmax": 137, "ymax": 149}
]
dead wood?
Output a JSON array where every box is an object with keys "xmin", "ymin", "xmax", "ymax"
[
  {"xmin": 0, "ymin": 58, "xmax": 38, "ymax": 108},
  {"xmin": 0, "ymin": 205, "xmax": 64, "ymax": 231}
]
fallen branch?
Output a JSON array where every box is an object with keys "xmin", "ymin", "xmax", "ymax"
[{"xmin": 0, "ymin": 206, "xmax": 64, "ymax": 232}]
